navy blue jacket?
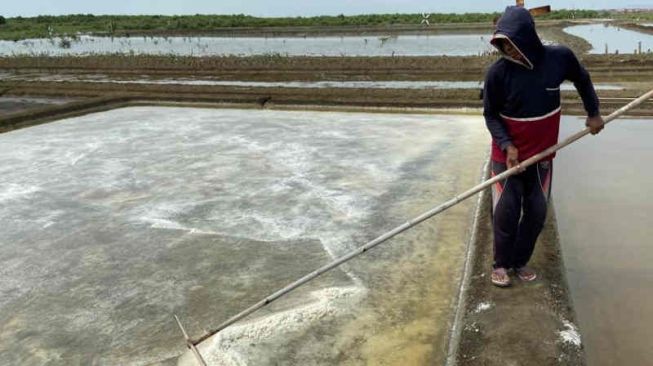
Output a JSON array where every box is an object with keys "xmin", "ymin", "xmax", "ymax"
[{"xmin": 483, "ymin": 6, "xmax": 600, "ymax": 151}]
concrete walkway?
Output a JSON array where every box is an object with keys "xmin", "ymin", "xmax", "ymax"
[{"xmin": 454, "ymin": 184, "xmax": 584, "ymax": 365}]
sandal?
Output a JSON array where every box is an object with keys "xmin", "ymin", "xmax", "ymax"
[
  {"xmin": 491, "ymin": 267, "xmax": 511, "ymax": 287},
  {"xmin": 515, "ymin": 266, "xmax": 537, "ymax": 281}
]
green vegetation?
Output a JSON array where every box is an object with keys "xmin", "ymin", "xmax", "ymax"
[{"xmin": 0, "ymin": 10, "xmax": 651, "ymax": 40}]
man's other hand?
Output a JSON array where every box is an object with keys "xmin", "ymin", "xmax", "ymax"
[
  {"xmin": 586, "ymin": 115, "xmax": 605, "ymax": 135},
  {"xmin": 506, "ymin": 144, "xmax": 520, "ymax": 170}
]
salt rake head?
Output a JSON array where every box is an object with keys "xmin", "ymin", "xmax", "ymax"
[
  {"xmin": 529, "ymin": 6, "xmax": 552, "ymax": 17},
  {"xmin": 515, "ymin": 0, "xmax": 551, "ymax": 17},
  {"xmin": 515, "ymin": 0, "xmax": 552, "ymax": 17},
  {"xmin": 174, "ymin": 315, "xmax": 208, "ymax": 366},
  {"xmin": 494, "ymin": 4, "xmax": 551, "ymax": 26}
]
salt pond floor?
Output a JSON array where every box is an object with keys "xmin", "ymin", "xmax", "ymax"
[{"xmin": 0, "ymin": 107, "xmax": 488, "ymax": 365}]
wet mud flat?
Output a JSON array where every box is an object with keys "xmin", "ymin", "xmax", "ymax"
[
  {"xmin": 0, "ymin": 107, "xmax": 489, "ymax": 365},
  {"xmin": 0, "ymin": 77, "xmax": 651, "ymax": 134},
  {"xmin": 2, "ymin": 54, "xmax": 651, "ymax": 82},
  {"xmin": 1, "ymin": 55, "xmax": 651, "ymax": 122}
]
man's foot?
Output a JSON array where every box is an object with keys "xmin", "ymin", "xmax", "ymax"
[
  {"xmin": 491, "ymin": 267, "xmax": 511, "ymax": 287},
  {"xmin": 515, "ymin": 266, "xmax": 537, "ymax": 281}
]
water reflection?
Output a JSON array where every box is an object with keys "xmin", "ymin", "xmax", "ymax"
[
  {"xmin": 554, "ymin": 116, "xmax": 653, "ymax": 366},
  {"xmin": 564, "ymin": 24, "xmax": 653, "ymax": 54},
  {"xmin": 0, "ymin": 34, "xmax": 496, "ymax": 57}
]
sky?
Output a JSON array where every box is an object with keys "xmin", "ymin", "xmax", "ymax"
[{"xmin": 2, "ymin": 0, "xmax": 651, "ymax": 18}]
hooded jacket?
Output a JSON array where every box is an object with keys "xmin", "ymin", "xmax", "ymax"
[{"xmin": 483, "ymin": 6, "xmax": 600, "ymax": 162}]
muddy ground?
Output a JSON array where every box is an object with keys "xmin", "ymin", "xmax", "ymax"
[
  {"xmin": 0, "ymin": 96, "xmax": 79, "ymax": 116},
  {"xmin": 5, "ymin": 53, "xmax": 650, "ymax": 81},
  {"xmin": 620, "ymin": 22, "xmax": 653, "ymax": 36},
  {"xmin": 1, "ymin": 53, "xmax": 652, "ymax": 129},
  {"xmin": 0, "ymin": 84, "xmax": 651, "ymax": 135}
]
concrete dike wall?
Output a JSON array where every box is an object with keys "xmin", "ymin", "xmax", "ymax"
[{"xmin": 449, "ymin": 167, "xmax": 585, "ymax": 366}]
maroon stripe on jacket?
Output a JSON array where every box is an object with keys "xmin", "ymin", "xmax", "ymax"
[{"xmin": 491, "ymin": 108, "xmax": 561, "ymax": 163}]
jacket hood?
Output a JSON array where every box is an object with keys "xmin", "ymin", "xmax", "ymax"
[{"xmin": 491, "ymin": 6, "xmax": 545, "ymax": 69}]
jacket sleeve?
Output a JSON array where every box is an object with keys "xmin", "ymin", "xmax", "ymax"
[
  {"xmin": 483, "ymin": 66, "xmax": 512, "ymax": 150},
  {"xmin": 562, "ymin": 47, "xmax": 600, "ymax": 117}
]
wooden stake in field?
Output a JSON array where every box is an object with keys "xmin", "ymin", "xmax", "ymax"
[{"xmin": 176, "ymin": 90, "xmax": 653, "ymax": 365}]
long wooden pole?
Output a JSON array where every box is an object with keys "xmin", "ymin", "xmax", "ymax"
[{"xmin": 187, "ymin": 89, "xmax": 653, "ymax": 350}]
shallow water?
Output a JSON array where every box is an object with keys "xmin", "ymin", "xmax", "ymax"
[
  {"xmin": 554, "ymin": 116, "xmax": 653, "ymax": 366},
  {"xmin": 0, "ymin": 107, "xmax": 488, "ymax": 365},
  {"xmin": 0, "ymin": 72, "xmax": 625, "ymax": 91},
  {"xmin": 564, "ymin": 24, "xmax": 653, "ymax": 54},
  {"xmin": 0, "ymin": 34, "xmax": 495, "ymax": 57},
  {"xmin": 0, "ymin": 96, "xmax": 77, "ymax": 116}
]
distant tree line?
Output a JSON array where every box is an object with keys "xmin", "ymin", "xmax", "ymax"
[{"xmin": 0, "ymin": 10, "xmax": 651, "ymax": 40}]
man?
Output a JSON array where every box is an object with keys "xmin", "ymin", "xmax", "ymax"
[{"xmin": 483, "ymin": 6, "xmax": 604, "ymax": 287}]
